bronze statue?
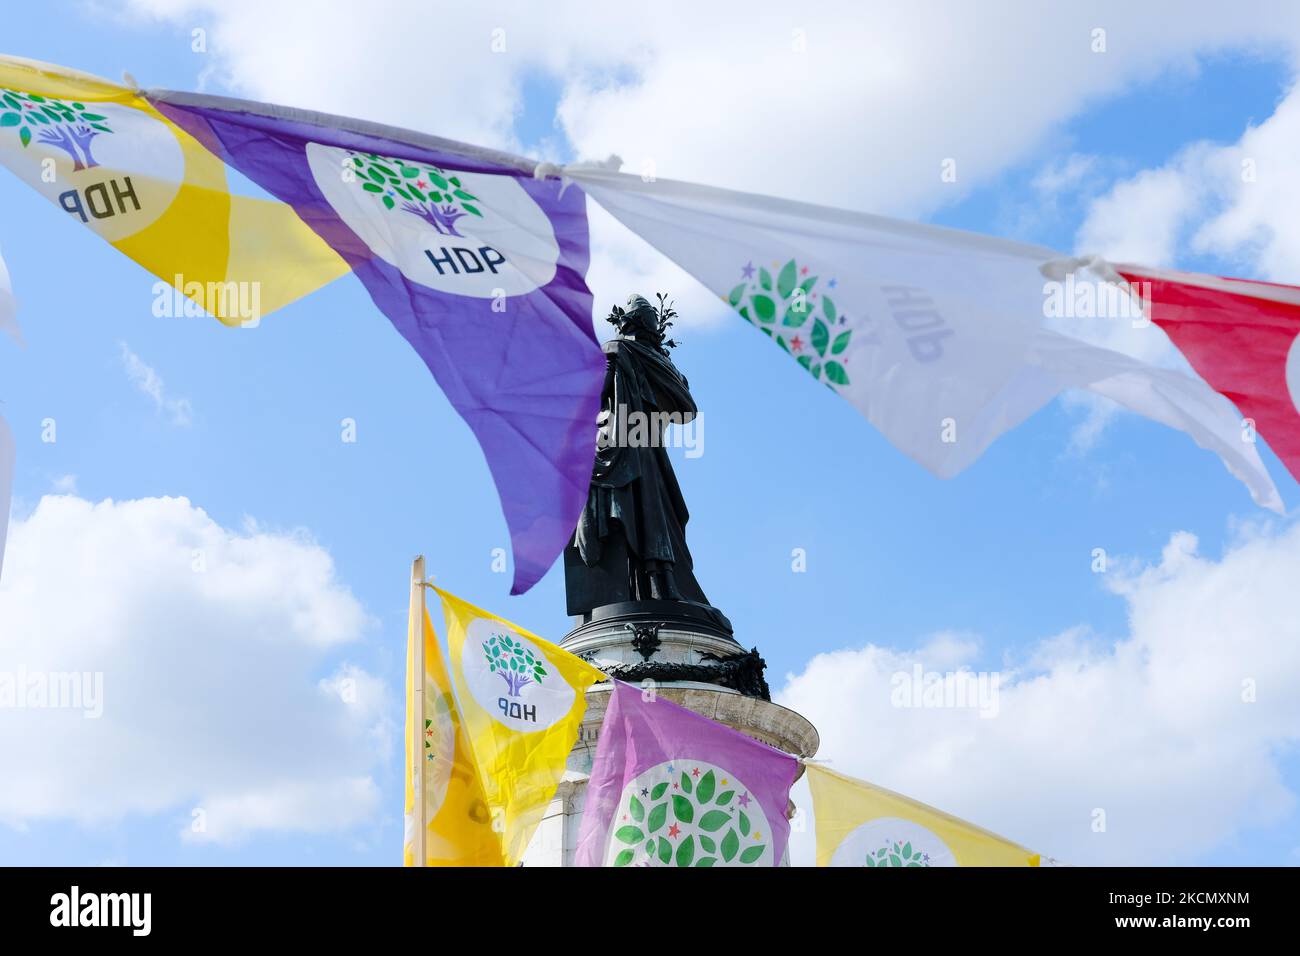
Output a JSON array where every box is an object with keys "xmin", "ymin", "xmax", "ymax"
[{"xmin": 564, "ymin": 294, "xmax": 724, "ymax": 626}]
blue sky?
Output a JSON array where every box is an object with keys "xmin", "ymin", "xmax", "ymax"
[{"xmin": 2, "ymin": 3, "xmax": 1300, "ymax": 866}]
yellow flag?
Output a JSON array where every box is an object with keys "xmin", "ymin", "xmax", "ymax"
[
  {"xmin": 404, "ymin": 604, "xmax": 505, "ymax": 867},
  {"xmin": 805, "ymin": 764, "xmax": 1040, "ymax": 867},
  {"xmin": 0, "ymin": 55, "xmax": 346, "ymax": 325},
  {"xmin": 435, "ymin": 586, "xmax": 605, "ymax": 866}
]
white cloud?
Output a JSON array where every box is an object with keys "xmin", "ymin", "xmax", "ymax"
[
  {"xmin": 1076, "ymin": 162, "xmax": 1201, "ymax": 268},
  {"xmin": 778, "ymin": 520, "xmax": 1300, "ymax": 865},
  {"xmin": 1077, "ymin": 79, "xmax": 1300, "ymax": 282},
  {"xmin": 0, "ymin": 495, "xmax": 389, "ymax": 846},
  {"xmin": 1033, "ymin": 154, "xmax": 1101, "ymax": 199},
  {"xmin": 113, "ymin": 3, "xmax": 1298, "ymax": 207},
  {"xmin": 118, "ymin": 342, "xmax": 193, "ymax": 427}
]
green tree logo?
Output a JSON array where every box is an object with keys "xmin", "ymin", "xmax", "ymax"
[
  {"xmin": 728, "ymin": 258, "xmax": 851, "ymax": 388},
  {"xmin": 0, "ymin": 89, "xmax": 113, "ymax": 171},
  {"xmin": 611, "ymin": 766, "xmax": 769, "ymax": 867},
  {"xmin": 482, "ymin": 631, "xmax": 546, "ymax": 698},
  {"xmin": 347, "ymin": 151, "xmax": 483, "ymax": 236},
  {"xmin": 865, "ymin": 839, "xmax": 932, "ymax": 867}
]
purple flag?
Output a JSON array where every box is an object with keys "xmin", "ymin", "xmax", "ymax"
[
  {"xmin": 151, "ymin": 92, "xmax": 603, "ymax": 594},
  {"xmin": 576, "ymin": 681, "xmax": 800, "ymax": 867}
]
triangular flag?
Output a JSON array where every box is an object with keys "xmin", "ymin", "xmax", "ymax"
[
  {"xmin": 0, "ymin": 55, "xmax": 347, "ymax": 325},
  {"xmin": 1116, "ymin": 263, "xmax": 1300, "ymax": 486},
  {"xmin": 565, "ymin": 165, "xmax": 1281, "ymax": 512},
  {"xmin": 150, "ymin": 90, "xmax": 604, "ymax": 593},
  {"xmin": 805, "ymin": 763, "xmax": 1039, "ymax": 867}
]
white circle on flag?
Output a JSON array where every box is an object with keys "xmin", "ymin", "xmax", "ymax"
[
  {"xmin": 0, "ymin": 100, "xmax": 183, "ymax": 242},
  {"xmin": 603, "ymin": 760, "xmax": 774, "ymax": 867},
  {"xmin": 421, "ymin": 686, "xmax": 456, "ymax": 815},
  {"xmin": 460, "ymin": 618, "xmax": 574, "ymax": 731},
  {"xmin": 306, "ymin": 142, "xmax": 558, "ymax": 298},
  {"xmin": 1287, "ymin": 330, "xmax": 1300, "ymax": 417},
  {"xmin": 832, "ymin": 817, "xmax": 956, "ymax": 867},
  {"xmin": 405, "ymin": 683, "xmax": 455, "ymax": 849}
]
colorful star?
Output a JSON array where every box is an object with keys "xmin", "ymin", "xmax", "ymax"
[
  {"xmin": 426, "ymin": 753, "xmax": 434, "ymax": 761},
  {"xmin": 425, "ymin": 728, "xmax": 433, "ymax": 737},
  {"xmin": 738, "ymin": 792, "xmax": 752, "ymax": 808},
  {"xmin": 800, "ymin": 266, "xmax": 809, "ymax": 275},
  {"xmin": 753, "ymin": 831, "xmax": 763, "ymax": 840},
  {"xmin": 828, "ymin": 278, "xmax": 838, "ymax": 288},
  {"xmin": 741, "ymin": 262, "xmax": 755, "ymax": 279},
  {"xmin": 721, "ymin": 779, "xmax": 728, "ymax": 786},
  {"xmin": 668, "ymin": 823, "xmax": 681, "ymax": 838},
  {"xmin": 692, "ymin": 767, "xmax": 701, "ymax": 777},
  {"xmin": 640, "ymin": 788, "xmax": 649, "ymax": 798},
  {"xmin": 672, "ymin": 782, "xmax": 679, "ymax": 790},
  {"xmin": 416, "ymin": 179, "xmax": 427, "ymax": 189},
  {"xmin": 791, "ymin": 336, "xmax": 803, "ymax": 352}
]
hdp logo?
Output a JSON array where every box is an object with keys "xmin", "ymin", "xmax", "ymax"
[
  {"xmin": 0, "ymin": 94, "xmax": 181, "ymax": 243},
  {"xmin": 346, "ymin": 150, "xmax": 483, "ymax": 236},
  {"xmin": 308, "ymin": 142, "xmax": 561, "ymax": 298},
  {"xmin": 462, "ymin": 619, "xmax": 574, "ymax": 731},
  {"xmin": 1, "ymin": 89, "xmax": 114, "ymax": 170},
  {"xmin": 728, "ymin": 257, "xmax": 853, "ymax": 388},
  {"xmin": 482, "ymin": 630, "xmax": 547, "ymax": 698},
  {"xmin": 484, "ymin": 630, "xmax": 546, "ymax": 724},
  {"xmin": 345, "ymin": 151, "xmax": 509, "ymax": 277}
]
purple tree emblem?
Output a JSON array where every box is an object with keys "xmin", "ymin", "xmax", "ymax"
[
  {"xmin": 348, "ymin": 151, "xmax": 484, "ymax": 237},
  {"xmin": 1, "ymin": 90, "xmax": 112, "ymax": 171},
  {"xmin": 483, "ymin": 632, "xmax": 547, "ymax": 698},
  {"xmin": 400, "ymin": 200, "xmax": 469, "ymax": 237}
]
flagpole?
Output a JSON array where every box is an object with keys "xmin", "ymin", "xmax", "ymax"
[{"xmin": 410, "ymin": 555, "xmax": 428, "ymax": 867}]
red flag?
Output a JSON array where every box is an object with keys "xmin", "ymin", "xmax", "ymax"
[{"xmin": 1117, "ymin": 265, "xmax": 1300, "ymax": 485}]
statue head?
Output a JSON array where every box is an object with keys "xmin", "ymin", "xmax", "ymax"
[
  {"xmin": 618, "ymin": 295, "xmax": 659, "ymax": 338},
  {"xmin": 608, "ymin": 293, "xmax": 678, "ymax": 354}
]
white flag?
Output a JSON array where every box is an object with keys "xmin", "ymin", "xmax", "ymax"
[
  {"xmin": 0, "ymin": 245, "xmax": 17, "ymax": 579},
  {"xmin": 0, "ymin": 415, "xmax": 12, "ymax": 580},
  {"xmin": 568, "ymin": 167, "xmax": 1281, "ymax": 511},
  {"xmin": 0, "ymin": 244, "xmax": 16, "ymax": 343}
]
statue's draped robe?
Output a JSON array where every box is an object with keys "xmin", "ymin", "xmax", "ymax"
[{"xmin": 565, "ymin": 337, "xmax": 711, "ymax": 615}]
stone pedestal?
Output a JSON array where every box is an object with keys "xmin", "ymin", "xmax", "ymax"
[{"xmin": 520, "ymin": 602, "xmax": 819, "ymax": 866}]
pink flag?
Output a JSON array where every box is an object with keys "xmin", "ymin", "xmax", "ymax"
[
  {"xmin": 576, "ymin": 681, "xmax": 799, "ymax": 867},
  {"xmin": 1117, "ymin": 264, "xmax": 1300, "ymax": 486}
]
